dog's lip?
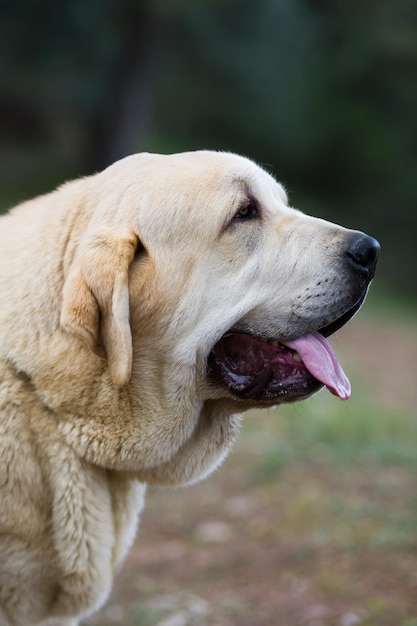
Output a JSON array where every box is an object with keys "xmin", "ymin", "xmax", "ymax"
[
  {"xmin": 318, "ymin": 291, "xmax": 367, "ymax": 338},
  {"xmin": 208, "ymin": 296, "xmax": 365, "ymax": 403},
  {"xmin": 217, "ymin": 291, "xmax": 366, "ymax": 353}
]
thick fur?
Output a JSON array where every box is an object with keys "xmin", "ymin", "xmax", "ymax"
[{"xmin": 0, "ymin": 151, "xmax": 366, "ymax": 625}]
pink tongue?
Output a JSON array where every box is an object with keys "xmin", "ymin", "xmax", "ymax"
[{"xmin": 283, "ymin": 331, "xmax": 351, "ymax": 400}]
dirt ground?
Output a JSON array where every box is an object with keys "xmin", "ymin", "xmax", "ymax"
[{"xmin": 87, "ymin": 316, "xmax": 417, "ymax": 626}]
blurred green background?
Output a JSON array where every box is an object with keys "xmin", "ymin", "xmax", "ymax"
[
  {"xmin": 1, "ymin": 0, "xmax": 417, "ymax": 297},
  {"xmin": 2, "ymin": 1, "xmax": 417, "ymax": 624}
]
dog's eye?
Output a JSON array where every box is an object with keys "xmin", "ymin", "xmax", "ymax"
[{"xmin": 234, "ymin": 199, "xmax": 259, "ymax": 221}]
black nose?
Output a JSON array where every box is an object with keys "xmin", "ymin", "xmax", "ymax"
[{"xmin": 346, "ymin": 233, "xmax": 380, "ymax": 278}]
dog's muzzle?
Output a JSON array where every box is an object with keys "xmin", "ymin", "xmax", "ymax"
[{"xmin": 209, "ymin": 232, "xmax": 380, "ymax": 405}]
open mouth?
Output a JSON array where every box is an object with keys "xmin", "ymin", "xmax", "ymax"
[{"xmin": 209, "ymin": 296, "xmax": 366, "ymax": 404}]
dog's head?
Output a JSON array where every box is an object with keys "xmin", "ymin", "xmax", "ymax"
[{"xmin": 61, "ymin": 151, "xmax": 379, "ymax": 412}]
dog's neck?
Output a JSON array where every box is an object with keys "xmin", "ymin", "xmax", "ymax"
[{"xmin": 0, "ymin": 350, "xmax": 242, "ymax": 487}]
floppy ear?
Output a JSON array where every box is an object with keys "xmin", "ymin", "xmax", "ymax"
[{"xmin": 61, "ymin": 230, "xmax": 139, "ymax": 386}]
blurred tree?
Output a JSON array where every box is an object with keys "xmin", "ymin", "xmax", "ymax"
[
  {"xmin": 0, "ymin": 0, "xmax": 163, "ymax": 175},
  {"xmin": 1, "ymin": 0, "xmax": 416, "ymax": 294}
]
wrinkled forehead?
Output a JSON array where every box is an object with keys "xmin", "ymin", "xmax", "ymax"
[
  {"xmin": 103, "ymin": 150, "xmax": 287, "ymax": 202},
  {"xmin": 171, "ymin": 151, "xmax": 288, "ymax": 201},
  {"xmin": 146, "ymin": 151, "xmax": 288, "ymax": 209}
]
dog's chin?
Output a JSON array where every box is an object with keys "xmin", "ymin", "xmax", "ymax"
[{"xmin": 207, "ymin": 294, "xmax": 367, "ymax": 406}]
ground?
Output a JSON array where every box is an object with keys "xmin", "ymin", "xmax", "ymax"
[{"xmin": 86, "ymin": 307, "xmax": 417, "ymax": 626}]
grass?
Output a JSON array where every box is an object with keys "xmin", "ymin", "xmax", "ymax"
[
  {"xmin": 245, "ymin": 389, "xmax": 417, "ymax": 542},
  {"xmin": 240, "ymin": 372, "xmax": 417, "ymax": 501},
  {"xmin": 253, "ymin": 390, "xmax": 417, "ymax": 475}
]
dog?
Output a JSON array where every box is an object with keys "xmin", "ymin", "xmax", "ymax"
[{"xmin": 0, "ymin": 151, "xmax": 379, "ymax": 625}]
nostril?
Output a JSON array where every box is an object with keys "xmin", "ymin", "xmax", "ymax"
[{"xmin": 346, "ymin": 234, "xmax": 380, "ymax": 275}]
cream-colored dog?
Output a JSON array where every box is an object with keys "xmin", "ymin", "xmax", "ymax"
[{"xmin": 0, "ymin": 151, "xmax": 379, "ymax": 625}]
